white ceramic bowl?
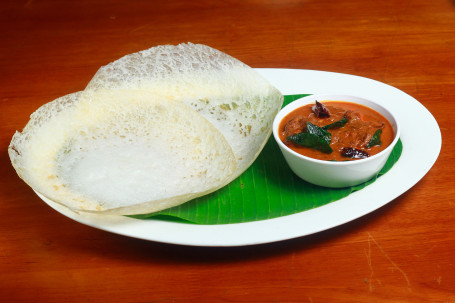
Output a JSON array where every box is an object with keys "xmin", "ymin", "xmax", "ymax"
[{"xmin": 272, "ymin": 94, "xmax": 400, "ymax": 188}]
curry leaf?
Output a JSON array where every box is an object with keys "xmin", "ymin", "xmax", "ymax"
[
  {"xmin": 323, "ymin": 116, "xmax": 348, "ymax": 130},
  {"xmin": 286, "ymin": 132, "xmax": 333, "ymax": 154},
  {"xmin": 367, "ymin": 129, "xmax": 382, "ymax": 148},
  {"xmin": 306, "ymin": 122, "xmax": 332, "ymax": 144}
]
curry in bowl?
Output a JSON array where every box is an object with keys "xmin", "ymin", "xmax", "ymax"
[{"xmin": 278, "ymin": 100, "xmax": 394, "ymax": 161}]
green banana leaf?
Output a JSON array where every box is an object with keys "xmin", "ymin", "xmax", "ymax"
[{"xmin": 131, "ymin": 94, "xmax": 403, "ymax": 224}]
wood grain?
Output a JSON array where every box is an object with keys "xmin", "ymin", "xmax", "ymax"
[{"xmin": 1, "ymin": 0, "xmax": 454, "ymax": 302}]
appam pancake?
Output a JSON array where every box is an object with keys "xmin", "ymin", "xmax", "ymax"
[{"xmin": 9, "ymin": 43, "xmax": 283, "ymax": 215}]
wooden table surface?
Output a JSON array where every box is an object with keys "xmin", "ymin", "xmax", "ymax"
[{"xmin": 1, "ymin": 0, "xmax": 454, "ymax": 302}]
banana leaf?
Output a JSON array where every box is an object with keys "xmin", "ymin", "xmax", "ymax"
[{"xmin": 131, "ymin": 94, "xmax": 403, "ymax": 224}]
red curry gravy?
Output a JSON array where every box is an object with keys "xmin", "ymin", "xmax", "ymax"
[{"xmin": 278, "ymin": 101, "xmax": 394, "ymax": 161}]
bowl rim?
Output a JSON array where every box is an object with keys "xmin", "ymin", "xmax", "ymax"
[{"xmin": 272, "ymin": 93, "xmax": 401, "ymax": 166}]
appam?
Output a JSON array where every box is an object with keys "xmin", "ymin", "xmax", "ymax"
[{"xmin": 9, "ymin": 43, "xmax": 283, "ymax": 215}]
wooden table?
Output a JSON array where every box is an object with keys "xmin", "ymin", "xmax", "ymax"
[{"xmin": 1, "ymin": 0, "xmax": 454, "ymax": 302}]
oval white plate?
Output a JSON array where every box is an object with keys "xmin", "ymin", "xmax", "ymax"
[{"xmin": 38, "ymin": 68, "xmax": 441, "ymax": 247}]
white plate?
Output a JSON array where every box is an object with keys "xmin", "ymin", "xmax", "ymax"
[{"xmin": 38, "ymin": 68, "xmax": 441, "ymax": 247}]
